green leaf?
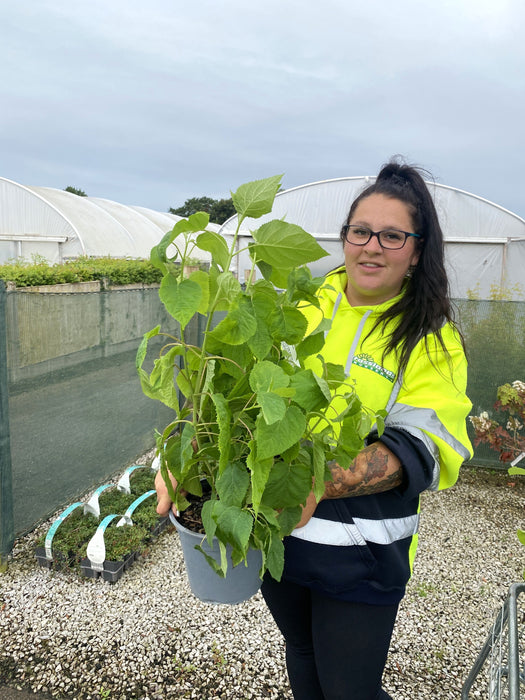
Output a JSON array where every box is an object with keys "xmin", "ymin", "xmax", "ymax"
[
  {"xmin": 258, "ymin": 391, "xmax": 287, "ymax": 425},
  {"xmin": 269, "ymin": 306, "xmax": 308, "ymax": 344},
  {"xmin": 195, "ymin": 542, "xmax": 227, "ymax": 578},
  {"xmin": 261, "ymin": 459, "xmax": 312, "ymax": 509},
  {"xmin": 251, "ymin": 220, "xmax": 328, "ymax": 268},
  {"xmin": 187, "ymin": 269, "xmax": 210, "ymax": 314},
  {"xmin": 296, "ymin": 331, "xmax": 325, "ymax": 363},
  {"xmin": 312, "ymin": 439, "xmax": 327, "ymax": 502},
  {"xmin": 256, "ymin": 405, "xmax": 306, "ymax": 459},
  {"xmin": 159, "ymin": 274, "xmax": 201, "ymax": 329},
  {"xmin": 136, "ymin": 325, "xmax": 160, "ymax": 371},
  {"xmin": 339, "ymin": 412, "xmax": 367, "ymax": 458},
  {"xmin": 277, "ymin": 506, "xmax": 302, "ymax": 536},
  {"xmin": 215, "ymin": 505, "xmax": 253, "ymax": 553},
  {"xmin": 289, "ymin": 369, "xmax": 330, "ymax": 412},
  {"xmin": 208, "ymin": 297, "xmax": 257, "ymax": 345},
  {"xmin": 196, "ymin": 231, "xmax": 230, "ymax": 271},
  {"xmin": 517, "ymin": 529, "xmax": 525, "ymax": 546},
  {"xmin": 201, "ymin": 498, "xmax": 217, "ymax": 547},
  {"xmin": 231, "ymin": 175, "xmax": 283, "ymax": 220},
  {"xmin": 266, "ymin": 531, "xmax": 285, "ymax": 581},
  {"xmin": 211, "ymin": 393, "xmax": 231, "ymax": 473},
  {"xmin": 216, "ymin": 461, "xmax": 250, "ymax": 507},
  {"xmin": 247, "ymin": 441, "xmax": 274, "ymax": 515},
  {"xmin": 249, "ymin": 360, "xmax": 290, "ymax": 393},
  {"xmin": 144, "ymin": 345, "xmax": 183, "ymax": 409},
  {"xmin": 186, "ymin": 211, "xmax": 210, "ymax": 232}
]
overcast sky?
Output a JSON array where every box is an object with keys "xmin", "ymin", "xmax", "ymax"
[{"xmin": 1, "ymin": 0, "xmax": 524, "ymax": 219}]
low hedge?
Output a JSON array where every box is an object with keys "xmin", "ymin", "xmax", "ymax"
[{"xmin": 0, "ymin": 256, "xmax": 164, "ymax": 288}]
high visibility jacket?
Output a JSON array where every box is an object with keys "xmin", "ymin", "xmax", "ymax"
[{"xmin": 283, "ymin": 269, "xmax": 473, "ymax": 604}]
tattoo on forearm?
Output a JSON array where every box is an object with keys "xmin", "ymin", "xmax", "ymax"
[{"xmin": 324, "ymin": 444, "xmax": 403, "ymax": 499}]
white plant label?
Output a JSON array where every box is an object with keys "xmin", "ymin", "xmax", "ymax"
[
  {"xmin": 83, "ymin": 484, "xmax": 112, "ymax": 518},
  {"xmin": 44, "ymin": 502, "xmax": 83, "ymax": 560}
]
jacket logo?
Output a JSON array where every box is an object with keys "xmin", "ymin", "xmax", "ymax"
[{"xmin": 352, "ymin": 353, "xmax": 395, "ymax": 383}]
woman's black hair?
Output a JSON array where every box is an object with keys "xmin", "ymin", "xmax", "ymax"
[{"xmin": 339, "ymin": 157, "xmax": 460, "ymax": 375}]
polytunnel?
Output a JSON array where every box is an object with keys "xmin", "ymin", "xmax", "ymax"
[
  {"xmin": 0, "ymin": 177, "xmax": 218, "ymax": 264},
  {"xmin": 218, "ymin": 177, "xmax": 525, "ymax": 300}
]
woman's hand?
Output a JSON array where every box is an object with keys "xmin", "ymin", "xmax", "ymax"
[
  {"xmin": 155, "ymin": 469, "xmax": 179, "ymax": 517},
  {"xmin": 295, "ymin": 489, "xmax": 323, "ymax": 529}
]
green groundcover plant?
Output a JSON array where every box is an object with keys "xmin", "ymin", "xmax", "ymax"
[
  {"xmin": 137, "ymin": 175, "xmax": 385, "ymax": 581},
  {"xmin": 470, "ymin": 380, "xmax": 525, "ymax": 572}
]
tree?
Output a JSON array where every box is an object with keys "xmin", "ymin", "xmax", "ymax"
[
  {"xmin": 64, "ymin": 186, "xmax": 87, "ymax": 197},
  {"xmin": 169, "ymin": 196, "xmax": 236, "ymax": 225}
]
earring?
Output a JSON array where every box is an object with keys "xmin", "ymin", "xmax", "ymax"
[{"xmin": 405, "ymin": 265, "xmax": 416, "ymax": 278}]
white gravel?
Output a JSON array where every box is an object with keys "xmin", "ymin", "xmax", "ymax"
[{"xmin": 0, "ymin": 466, "xmax": 524, "ymax": 699}]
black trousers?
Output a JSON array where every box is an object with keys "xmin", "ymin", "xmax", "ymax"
[{"xmin": 261, "ymin": 576, "xmax": 398, "ymax": 700}]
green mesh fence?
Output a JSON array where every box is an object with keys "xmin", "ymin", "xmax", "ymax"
[
  {"xmin": 1, "ymin": 284, "xmax": 202, "ymax": 550},
  {"xmin": 455, "ymin": 298, "xmax": 525, "ymax": 469},
  {"xmin": 0, "ymin": 290, "xmax": 523, "ymax": 559}
]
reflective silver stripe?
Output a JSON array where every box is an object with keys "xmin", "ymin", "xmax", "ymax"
[
  {"xmin": 291, "ymin": 513, "xmax": 419, "ymax": 546},
  {"xmin": 353, "ymin": 514, "xmax": 419, "ymax": 544},
  {"xmin": 385, "ymin": 402, "xmax": 471, "ymax": 491},
  {"xmin": 385, "ymin": 403, "xmax": 471, "ymax": 461},
  {"xmin": 345, "ymin": 309, "xmax": 373, "ymax": 375}
]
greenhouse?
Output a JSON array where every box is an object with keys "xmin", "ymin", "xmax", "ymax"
[
  {"xmin": 0, "ymin": 176, "xmax": 217, "ymax": 264},
  {"xmin": 219, "ymin": 176, "xmax": 525, "ymax": 300}
]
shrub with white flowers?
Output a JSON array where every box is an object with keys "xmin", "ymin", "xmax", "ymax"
[{"xmin": 470, "ymin": 381, "xmax": 525, "ymax": 469}]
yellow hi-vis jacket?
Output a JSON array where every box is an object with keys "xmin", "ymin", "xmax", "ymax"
[{"xmin": 283, "ymin": 269, "xmax": 473, "ymax": 604}]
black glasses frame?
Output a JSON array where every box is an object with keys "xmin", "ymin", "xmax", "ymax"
[{"xmin": 342, "ymin": 224, "xmax": 422, "ymax": 250}]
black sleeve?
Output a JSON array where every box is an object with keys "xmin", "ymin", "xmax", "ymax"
[{"xmin": 367, "ymin": 427, "xmax": 436, "ymax": 499}]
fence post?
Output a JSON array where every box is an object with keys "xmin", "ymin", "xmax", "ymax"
[{"xmin": 0, "ymin": 281, "xmax": 14, "ymax": 569}]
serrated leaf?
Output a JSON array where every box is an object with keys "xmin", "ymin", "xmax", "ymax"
[
  {"xmin": 196, "ymin": 231, "xmax": 230, "ymax": 271},
  {"xmin": 289, "ymin": 369, "xmax": 329, "ymax": 412},
  {"xmin": 159, "ymin": 274, "xmax": 201, "ymax": 329},
  {"xmin": 215, "ymin": 505, "xmax": 253, "ymax": 553},
  {"xmin": 276, "ymin": 506, "xmax": 302, "ymax": 536},
  {"xmin": 201, "ymin": 498, "xmax": 217, "ymax": 546},
  {"xmin": 269, "ymin": 306, "xmax": 308, "ymax": 344},
  {"xmin": 252, "ymin": 220, "xmax": 328, "ymax": 268},
  {"xmin": 256, "ymin": 405, "xmax": 307, "ymax": 459},
  {"xmin": 249, "ymin": 361, "xmax": 290, "ymax": 393},
  {"xmin": 136, "ymin": 325, "xmax": 161, "ymax": 370},
  {"xmin": 296, "ymin": 331, "xmax": 325, "ymax": 362},
  {"xmin": 231, "ymin": 175, "xmax": 283, "ymax": 220},
  {"xmin": 195, "ymin": 542, "xmax": 227, "ymax": 577},
  {"xmin": 247, "ymin": 442, "xmax": 274, "ymax": 515},
  {"xmin": 216, "ymin": 461, "xmax": 250, "ymax": 507},
  {"xmin": 312, "ymin": 440, "xmax": 327, "ymax": 502},
  {"xmin": 211, "ymin": 392, "xmax": 231, "ymax": 473},
  {"xmin": 265, "ymin": 531, "xmax": 284, "ymax": 581},
  {"xmin": 261, "ymin": 459, "xmax": 312, "ymax": 509},
  {"xmin": 208, "ymin": 297, "xmax": 257, "ymax": 345},
  {"xmin": 187, "ymin": 268, "xmax": 210, "ymax": 314},
  {"xmin": 258, "ymin": 391, "xmax": 287, "ymax": 425}
]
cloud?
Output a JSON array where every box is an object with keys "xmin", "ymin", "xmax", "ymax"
[{"xmin": 0, "ymin": 0, "xmax": 524, "ymax": 216}]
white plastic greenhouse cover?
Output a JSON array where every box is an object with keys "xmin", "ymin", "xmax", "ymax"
[
  {"xmin": 0, "ymin": 177, "xmax": 216, "ymax": 264},
  {"xmin": 219, "ymin": 177, "xmax": 525, "ymax": 300}
]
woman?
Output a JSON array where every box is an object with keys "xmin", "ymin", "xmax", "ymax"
[{"xmin": 259, "ymin": 160, "xmax": 473, "ymax": 699}]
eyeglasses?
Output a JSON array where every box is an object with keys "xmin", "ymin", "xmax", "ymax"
[{"xmin": 342, "ymin": 225, "xmax": 421, "ymax": 250}]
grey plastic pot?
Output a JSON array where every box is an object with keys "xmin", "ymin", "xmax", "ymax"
[{"xmin": 169, "ymin": 512, "xmax": 263, "ymax": 605}]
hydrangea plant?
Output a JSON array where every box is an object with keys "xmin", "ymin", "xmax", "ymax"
[{"xmin": 470, "ymin": 380, "xmax": 525, "ymax": 560}]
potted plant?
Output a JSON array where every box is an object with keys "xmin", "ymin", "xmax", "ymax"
[{"xmin": 137, "ymin": 175, "xmax": 383, "ymax": 599}]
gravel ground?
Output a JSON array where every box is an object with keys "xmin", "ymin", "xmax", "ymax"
[{"xmin": 0, "ymin": 466, "xmax": 524, "ymax": 699}]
